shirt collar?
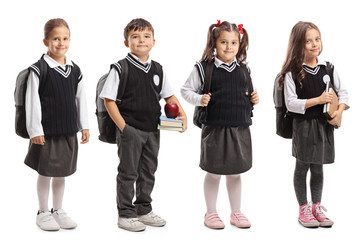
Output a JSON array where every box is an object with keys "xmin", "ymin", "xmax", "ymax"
[
  {"xmin": 44, "ymin": 54, "xmax": 73, "ymax": 68},
  {"xmin": 128, "ymin": 52, "xmax": 152, "ymax": 66},
  {"xmin": 302, "ymin": 57, "xmax": 326, "ymax": 68},
  {"xmin": 214, "ymin": 56, "xmax": 237, "ymax": 68}
]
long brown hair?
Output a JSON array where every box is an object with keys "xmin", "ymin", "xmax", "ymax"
[
  {"xmin": 44, "ymin": 18, "xmax": 70, "ymax": 39},
  {"xmin": 278, "ymin": 21, "xmax": 322, "ymax": 89},
  {"xmin": 201, "ymin": 21, "xmax": 249, "ymax": 66}
]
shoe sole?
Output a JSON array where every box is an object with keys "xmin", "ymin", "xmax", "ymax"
[
  {"xmin": 117, "ymin": 224, "xmax": 146, "ymax": 232},
  {"xmin": 298, "ymin": 219, "xmax": 319, "ymax": 228},
  {"xmin": 230, "ymin": 221, "xmax": 251, "ymax": 228},
  {"xmin": 36, "ymin": 223, "xmax": 60, "ymax": 231},
  {"xmin": 319, "ymin": 221, "xmax": 334, "ymax": 227},
  {"xmin": 139, "ymin": 221, "xmax": 166, "ymax": 227},
  {"xmin": 204, "ymin": 223, "xmax": 225, "ymax": 229}
]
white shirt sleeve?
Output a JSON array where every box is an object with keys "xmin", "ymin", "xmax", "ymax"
[
  {"xmin": 180, "ymin": 66, "xmax": 203, "ymax": 106},
  {"xmin": 159, "ymin": 68, "xmax": 174, "ymax": 99},
  {"xmin": 284, "ymin": 72, "xmax": 307, "ymax": 114},
  {"xmin": 332, "ymin": 67, "xmax": 350, "ymax": 109},
  {"xmin": 25, "ymin": 71, "xmax": 44, "ymax": 139},
  {"xmin": 99, "ymin": 68, "xmax": 120, "ymax": 101},
  {"xmin": 75, "ymin": 79, "xmax": 89, "ymax": 131}
]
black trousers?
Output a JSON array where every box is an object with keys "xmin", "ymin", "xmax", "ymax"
[{"xmin": 116, "ymin": 124, "xmax": 160, "ymax": 218}]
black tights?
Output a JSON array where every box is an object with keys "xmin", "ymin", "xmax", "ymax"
[{"xmin": 294, "ymin": 160, "xmax": 324, "ymax": 206}]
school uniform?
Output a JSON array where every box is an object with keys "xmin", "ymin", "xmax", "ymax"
[
  {"xmin": 99, "ymin": 53, "xmax": 173, "ymax": 218},
  {"xmin": 181, "ymin": 57, "xmax": 256, "ymax": 175},
  {"xmin": 24, "ymin": 54, "xmax": 89, "ymax": 177},
  {"xmin": 284, "ymin": 57, "xmax": 349, "ymax": 164}
]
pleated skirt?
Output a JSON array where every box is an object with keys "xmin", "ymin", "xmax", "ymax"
[
  {"xmin": 200, "ymin": 125, "xmax": 252, "ymax": 175},
  {"xmin": 24, "ymin": 134, "xmax": 78, "ymax": 177}
]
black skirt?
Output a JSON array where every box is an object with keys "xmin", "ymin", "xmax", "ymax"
[
  {"xmin": 292, "ymin": 118, "xmax": 334, "ymax": 164},
  {"xmin": 200, "ymin": 125, "xmax": 252, "ymax": 175},
  {"xmin": 24, "ymin": 134, "xmax": 78, "ymax": 177}
]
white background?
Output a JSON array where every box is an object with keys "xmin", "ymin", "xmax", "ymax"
[{"xmin": 1, "ymin": 0, "xmax": 359, "ymax": 239}]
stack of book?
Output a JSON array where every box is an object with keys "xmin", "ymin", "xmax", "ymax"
[{"xmin": 158, "ymin": 116, "xmax": 183, "ymax": 131}]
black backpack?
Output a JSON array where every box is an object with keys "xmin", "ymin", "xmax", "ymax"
[
  {"xmin": 14, "ymin": 57, "xmax": 48, "ymax": 139},
  {"xmin": 95, "ymin": 59, "xmax": 163, "ymax": 143},
  {"xmin": 193, "ymin": 61, "xmax": 254, "ymax": 128},
  {"xmin": 273, "ymin": 62, "xmax": 334, "ymax": 139}
]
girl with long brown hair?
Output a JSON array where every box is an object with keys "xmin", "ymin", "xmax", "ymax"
[
  {"xmin": 181, "ymin": 20, "xmax": 259, "ymax": 229},
  {"xmin": 281, "ymin": 21, "xmax": 349, "ymax": 228}
]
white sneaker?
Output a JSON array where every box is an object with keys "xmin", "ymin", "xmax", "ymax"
[
  {"xmin": 138, "ymin": 211, "xmax": 166, "ymax": 227},
  {"xmin": 52, "ymin": 209, "xmax": 77, "ymax": 229},
  {"xmin": 36, "ymin": 211, "xmax": 60, "ymax": 231},
  {"xmin": 118, "ymin": 217, "xmax": 146, "ymax": 232}
]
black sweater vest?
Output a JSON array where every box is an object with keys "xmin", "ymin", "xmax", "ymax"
[
  {"xmin": 198, "ymin": 61, "xmax": 252, "ymax": 127},
  {"xmin": 116, "ymin": 56, "xmax": 163, "ymax": 132},
  {"xmin": 290, "ymin": 65, "xmax": 328, "ymax": 119},
  {"xmin": 31, "ymin": 62, "xmax": 81, "ymax": 136}
]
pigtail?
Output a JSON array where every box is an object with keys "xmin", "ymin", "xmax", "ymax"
[
  {"xmin": 201, "ymin": 24, "xmax": 217, "ymax": 63},
  {"xmin": 237, "ymin": 27, "xmax": 249, "ymax": 66}
]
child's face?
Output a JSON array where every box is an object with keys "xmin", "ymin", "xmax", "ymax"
[
  {"xmin": 215, "ymin": 31, "xmax": 240, "ymax": 64},
  {"xmin": 43, "ymin": 26, "xmax": 70, "ymax": 62},
  {"xmin": 124, "ymin": 28, "xmax": 155, "ymax": 62},
  {"xmin": 304, "ymin": 28, "xmax": 322, "ymax": 60}
]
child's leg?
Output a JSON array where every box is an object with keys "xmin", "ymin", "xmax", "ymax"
[
  {"xmin": 225, "ymin": 174, "xmax": 241, "ymax": 212},
  {"xmin": 204, "ymin": 173, "xmax": 221, "ymax": 213},
  {"xmin": 52, "ymin": 177, "xmax": 65, "ymax": 210},
  {"xmin": 134, "ymin": 131, "xmax": 159, "ymax": 216},
  {"xmin": 37, "ymin": 175, "xmax": 51, "ymax": 211},
  {"xmin": 294, "ymin": 160, "xmax": 310, "ymax": 206},
  {"xmin": 309, "ymin": 164, "xmax": 323, "ymax": 203}
]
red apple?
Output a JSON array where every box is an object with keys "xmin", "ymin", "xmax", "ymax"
[{"xmin": 165, "ymin": 103, "xmax": 179, "ymax": 118}]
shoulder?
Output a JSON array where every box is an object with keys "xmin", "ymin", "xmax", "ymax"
[
  {"xmin": 28, "ymin": 58, "xmax": 48, "ymax": 78},
  {"xmin": 70, "ymin": 60, "xmax": 82, "ymax": 81}
]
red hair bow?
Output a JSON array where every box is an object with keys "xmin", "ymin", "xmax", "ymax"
[
  {"xmin": 216, "ymin": 20, "xmax": 221, "ymax": 27},
  {"xmin": 238, "ymin": 24, "xmax": 244, "ymax": 34}
]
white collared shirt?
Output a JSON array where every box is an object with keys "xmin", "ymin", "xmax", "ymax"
[
  {"xmin": 99, "ymin": 53, "xmax": 173, "ymax": 101},
  {"xmin": 25, "ymin": 54, "xmax": 89, "ymax": 138},
  {"xmin": 284, "ymin": 57, "xmax": 350, "ymax": 114},
  {"xmin": 180, "ymin": 57, "xmax": 256, "ymax": 106}
]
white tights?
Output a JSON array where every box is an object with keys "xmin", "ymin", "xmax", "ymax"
[
  {"xmin": 37, "ymin": 175, "xmax": 65, "ymax": 211},
  {"xmin": 204, "ymin": 173, "xmax": 242, "ymax": 213}
]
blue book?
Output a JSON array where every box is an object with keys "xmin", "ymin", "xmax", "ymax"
[{"xmin": 159, "ymin": 116, "xmax": 183, "ymax": 127}]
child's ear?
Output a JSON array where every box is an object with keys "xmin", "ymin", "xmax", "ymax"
[
  {"xmin": 43, "ymin": 38, "xmax": 49, "ymax": 47},
  {"xmin": 124, "ymin": 40, "xmax": 129, "ymax": 47}
]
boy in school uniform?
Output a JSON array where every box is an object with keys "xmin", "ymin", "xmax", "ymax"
[{"xmin": 99, "ymin": 18, "xmax": 187, "ymax": 232}]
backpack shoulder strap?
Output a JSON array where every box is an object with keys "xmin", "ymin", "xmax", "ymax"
[
  {"xmin": 241, "ymin": 64, "xmax": 254, "ymax": 94},
  {"xmin": 115, "ymin": 58, "xmax": 129, "ymax": 103},
  {"xmin": 325, "ymin": 61, "xmax": 334, "ymax": 85}
]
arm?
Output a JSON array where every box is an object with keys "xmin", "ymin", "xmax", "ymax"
[
  {"xmin": 26, "ymin": 71, "xmax": 45, "ymax": 145},
  {"xmin": 75, "ymin": 79, "xmax": 90, "ymax": 144},
  {"xmin": 180, "ymin": 66, "xmax": 204, "ymax": 106},
  {"xmin": 104, "ymin": 98, "xmax": 126, "ymax": 132},
  {"xmin": 164, "ymin": 95, "xmax": 187, "ymax": 132}
]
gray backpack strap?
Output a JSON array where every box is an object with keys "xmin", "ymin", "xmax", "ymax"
[{"xmin": 115, "ymin": 59, "xmax": 129, "ymax": 104}]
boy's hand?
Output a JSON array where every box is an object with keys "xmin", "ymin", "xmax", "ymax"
[
  {"xmin": 31, "ymin": 136, "xmax": 45, "ymax": 145},
  {"xmin": 201, "ymin": 93, "xmax": 211, "ymax": 106},
  {"xmin": 246, "ymin": 91, "xmax": 259, "ymax": 105},
  {"xmin": 176, "ymin": 113, "xmax": 187, "ymax": 133},
  {"xmin": 80, "ymin": 129, "xmax": 90, "ymax": 144}
]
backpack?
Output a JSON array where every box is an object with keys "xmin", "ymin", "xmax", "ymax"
[
  {"xmin": 95, "ymin": 59, "xmax": 163, "ymax": 143},
  {"xmin": 273, "ymin": 62, "xmax": 334, "ymax": 139},
  {"xmin": 193, "ymin": 61, "xmax": 254, "ymax": 128},
  {"xmin": 14, "ymin": 57, "xmax": 47, "ymax": 139}
]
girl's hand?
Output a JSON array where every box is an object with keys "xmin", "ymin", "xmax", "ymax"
[
  {"xmin": 201, "ymin": 93, "xmax": 211, "ymax": 106},
  {"xmin": 248, "ymin": 91, "xmax": 259, "ymax": 105},
  {"xmin": 318, "ymin": 91, "xmax": 334, "ymax": 105},
  {"xmin": 81, "ymin": 129, "xmax": 90, "ymax": 144},
  {"xmin": 327, "ymin": 109, "xmax": 342, "ymax": 127},
  {"xmin": 31, "ymin": 136, "xmax": 45, "ymax": 145}
]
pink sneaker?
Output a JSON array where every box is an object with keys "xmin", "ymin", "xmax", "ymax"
[
  {"xmin": 204, "ymin": 213, "xmax": 225, "ymax": 229},
  {"xmin": 312, "ymin": 202, "xmax": 334, "ymax": 227},
  {"xmin": 230, "ymin": 212, "xmax": 251, "ymax": 228},
  {"xmin": 298, "ymin": 203, "xmax": 319, "ymax": 228}
]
